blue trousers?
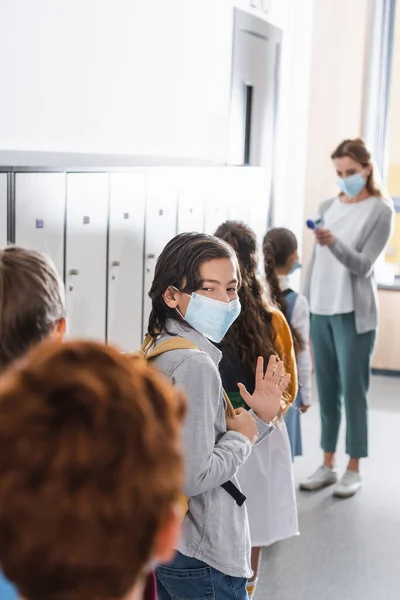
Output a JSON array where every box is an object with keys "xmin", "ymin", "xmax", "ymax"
[{"xmin": 156, "ymin": 552, "xmax": 248, "ymax": 600}]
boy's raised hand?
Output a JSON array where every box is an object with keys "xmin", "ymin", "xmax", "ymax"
[{"xmin": 238, "ymin": 356, "xmax": 290, "ymax": 424}]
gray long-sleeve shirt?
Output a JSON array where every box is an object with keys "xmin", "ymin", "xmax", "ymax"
[
  {"xmin": 304, "ymin": 196, "xmax": 394, "ymax": 333},
  {"xmin": 151, "ymin": 319, "xmax": 274, "ymax": 578}
]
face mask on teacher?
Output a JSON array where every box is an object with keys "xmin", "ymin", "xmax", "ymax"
[
  {"xmin": 337, "ymin": 171, "xmax": 367, "ymax": 198},
  {"xmin": 173, "ymin": 288, "xmax": 241, "ymax": 343}
]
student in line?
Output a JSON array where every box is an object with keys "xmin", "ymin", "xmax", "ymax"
[
  {"xmin": 215, "ymin": 222, "xmax": 298, "ymax": 598},
  {"xmin": 0, "ymin": 339, "xmax": 185, "ymax": 600},
  {"xmin": 0, "ymin": 247, "xmax": 164, "ymax": 600},
  {"xmin": 263, "ymin": 227, "xmax": 312, "ymax": 459},
  {"xmin": 0, "ymin": 246, "xmax": 67, "ymax": 600},
  {"xmin": 144, "ymin": 232, "xmax": 290, "ymax": 600}
]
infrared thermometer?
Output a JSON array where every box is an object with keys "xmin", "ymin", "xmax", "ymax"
[{"xmin": 306, "ymin": 215, "xmax": 324, "ymax": 230}]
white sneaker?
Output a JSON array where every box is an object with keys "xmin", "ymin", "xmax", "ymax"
[
  {"xmin": 300, "ymin": 466, "xmax": 338, "ymax": 491},
  {"xmin": 333, "ymin": 470, "xmax": 362, "ymax": 498}
]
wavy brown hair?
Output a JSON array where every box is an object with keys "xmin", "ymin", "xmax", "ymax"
[
  {"xmin": 214, "ymin": 221, "xmax": 277, "ymax": 371},
  {"xmin": 263, "ymin": 228, "xmax": 304, "ymax": 354},
  {"xmin": 331, "ymin": 137, "xmax": 382, "ymax": 198}
]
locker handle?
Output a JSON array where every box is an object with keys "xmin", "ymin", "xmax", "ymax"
[
  {"xmin": 69, "ymin": 269, "xmax": 79, "ymax": 276},
  {"xmin": 111, "ymin": 261, "xmax": 121, "ymax": 267},
  {"xmin": 147, "ymin": 254, "xmax": 156, "ymax": 259}
]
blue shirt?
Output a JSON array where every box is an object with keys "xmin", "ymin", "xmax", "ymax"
[{"xmin": 0, "ymin": 572, "xmax": 17, "ymax": 600}]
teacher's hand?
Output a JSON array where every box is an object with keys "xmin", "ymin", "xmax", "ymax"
[{"xmin": 315, "ymin": 228, "xmax": 336, "ymax": 247}]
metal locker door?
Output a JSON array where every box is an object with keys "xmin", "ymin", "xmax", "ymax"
[
  {"xmin": 0, "ymin": 174, "xmax": 7, "ymax": 248},
  {"xmin": 178, "ymin": 169, "xmax": 205, "ymax": 233},
  {"xmin": 66, "ymin": 173, "xmax": 109, "ymax": 342},
  {"xmin": 15, "ymin": 173, "xmax": 66, "ymax": 278},
  {"xmin": 204, "ymin": 168, "xmax": 228, "ymax": 235},
  {"xmin": 143, "ymin": 170, "xmax": 178, "ymax": 335},
  {"xmin": 108, "ymin": 172, "xmax": 145, "ymax": 351}
]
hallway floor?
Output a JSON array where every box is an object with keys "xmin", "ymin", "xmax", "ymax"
[{"xmin": 257, "ymin": 376, "xmax": 400, "ymax": 600}]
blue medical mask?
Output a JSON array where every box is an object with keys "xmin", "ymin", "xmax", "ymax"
[
  {"xmin": 174, "ymin": 288, "xmax": 241, "ymax": 343},
  {"xmin": 337, "ymin": 171, "xmax": 367, "ymax": 198},
  {"xmin": 289, "ymin": 262, "xmax": 302, "ymax": 275}
]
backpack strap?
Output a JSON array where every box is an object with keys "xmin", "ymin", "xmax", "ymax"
[
  {"xmin": 140, "ymin": 335, "xmax": 236, "ymax": 418},
  {"xmin": 146, "ymin": 338, "xmax": 199, "ymax": 359},
  {"xmin": 282, "ymin": 288, "xmax": 298, "ymax": 324}
]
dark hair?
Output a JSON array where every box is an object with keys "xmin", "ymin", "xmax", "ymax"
[
  {"xmin": 263, "ymin": 228, "xmax": 304, "ymax": 353},
  {"xmin": 331, "ymin": 138, "xmax": 382, "ymax": 198},
  {"xmin": 147, "ymin": 232, "xmax": 241, "ymax": 337},
  {"xmin": 0, "ymin": 247, "xmax": 65, "ymax": 369},
  {"xmin": 0, "ymin": 340, "xmax": 185, "ymax": 600},
  {"xmin": 214, "ymin": 221, "xmax": 277, "ymax": 370}
]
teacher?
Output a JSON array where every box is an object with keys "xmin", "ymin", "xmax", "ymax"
[{"xmin": 301, "ymin": 138, "xmax": 393, "ymax": 498}]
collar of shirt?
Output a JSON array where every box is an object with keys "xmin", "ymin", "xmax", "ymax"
[
  {"xmin": 278, "ymin": 274, "xmax": 290, "ymax": 291},
  {"xmin": 163, "ymin": 318, "xmax": 222, "ymax": 366}
]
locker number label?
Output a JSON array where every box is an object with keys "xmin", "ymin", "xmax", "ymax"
[
  {"xmin": 83, "ymin": 216, "xmax": 90, "ymax": 225},
  {"xmin": 36, "ymin": 219, "xmax": 44, "ymax": 229}
]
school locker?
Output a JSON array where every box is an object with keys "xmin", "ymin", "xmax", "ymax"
[
  {"xmin": 203, "ymin": 168, "xmax": 228, "ymax": 235},
  {"xmin": 14, "ymin": 173, "xmax": 66, "ymax": 278},
  {"xmin": 0, "ymin": 174, "xmax": 7, "ymax": 248},
  {"xmin": 177, "ymin": 169, "xmax": 205, "ymax": 233},
  {"xmin": 65, "ymin": 173, "xmax": 109, "ymax": 342},
  {"xmin": 107, "ymin": 172, "xmax": 145, "ymax": 351},
  {"xmin": 143, "ymin": 170, "xmax": 178, "ymax": 335}
]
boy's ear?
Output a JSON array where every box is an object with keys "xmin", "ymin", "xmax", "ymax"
[
  {"xmin": 163, "ymin": 287, "xmax": 179, "ymax": 309},
  {"xmin": 152, "ymin": 503, "xmax": 182, "ymax": 564},
  {"xmin": 53, "ymin": 318, "xmax": 67, "ymax": 342}
]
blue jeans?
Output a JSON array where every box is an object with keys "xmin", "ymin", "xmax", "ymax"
[{"xmin": 156, "ymin": 552, "xmax": 248, "ymax": 600}]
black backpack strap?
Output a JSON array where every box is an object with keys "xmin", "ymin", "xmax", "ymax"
[{"xmin": 221, "ymin": 481, "xmax": 246, "ymax": 506}]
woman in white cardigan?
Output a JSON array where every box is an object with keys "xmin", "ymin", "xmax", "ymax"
[{"xmin": 301, "ymin": 138, "xmax": 394, "ymax": 498}]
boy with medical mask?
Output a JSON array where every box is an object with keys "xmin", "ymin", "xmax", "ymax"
[{"xmin": 145, "ymin": 232, "xmax": 290, "ymax": 600}]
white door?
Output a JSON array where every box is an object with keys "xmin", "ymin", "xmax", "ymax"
[
  {"xmin": 66, "ymin": 173, "xmax": 109, "ymax": 342},
  {"xmin": 0, "ymin": 174, "xmax": 7, "ymax": 248},
  {"xmin": 228, "ymin": 11, "xmax": 280, "ymax": 167},
  {"xmin": 15, "ymin": 173, "xmax": 66, "ymax": 277},
  {"xmin": 228, "ymin": 10, "xmax": 281, "ymax": 225},
  {"xmin": 107, "ymin": 172, "xmax": 145, "ymax": 351},
  {"xmin": 143, "ymin": 170, "xmax": 178, "ymax": 335},
  {"xmin": 204, "ymin": 168, "xmax": 228, "ymax": 235},
  {"xmin": 178, "ymin": 169, "xmax": 205, "ymax": 233}
]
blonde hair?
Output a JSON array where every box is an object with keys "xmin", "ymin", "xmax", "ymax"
[{"xmin": 331, "ymin": 138, "xmax": 383, "ymax": 198}]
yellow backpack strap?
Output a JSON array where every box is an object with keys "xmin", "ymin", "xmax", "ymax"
[
  {"xmin": 146, "ymin": 338, "xmax": 199, "ymax": 359},
  {"xmin": 223, "ymin": 389, "xmax": 236, "ymax": 419},
  {"xmin": 141, "ymin": 335, "xmax": 236, "ymax": 418}
]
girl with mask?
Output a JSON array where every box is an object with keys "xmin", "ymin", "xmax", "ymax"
[
  {"xmin": 214, "ymin": 222, "xmax": 298, "ymax": 599},
  {"xmin": 301, "ymin": 138, "xmax": 394, "ymax": 498},
  {"xmin": 146, "ymin": 232, "xmax": 290, "ymax": 600},
  {"xmin": 263, "ymin": 227, "xmax": 312, "ymax": 460}
]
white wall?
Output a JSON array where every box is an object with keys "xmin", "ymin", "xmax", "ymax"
[
  {"xmin": 0, "ymin": 0, "xmax": 314, "ymax": 231},
  {"xmin": 0, "ymin": 0, "xmax": 219, "ymax": 160},
  {"xmin": 302, "ymin": 0, "xmax": 373, "ymax": 262}
]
